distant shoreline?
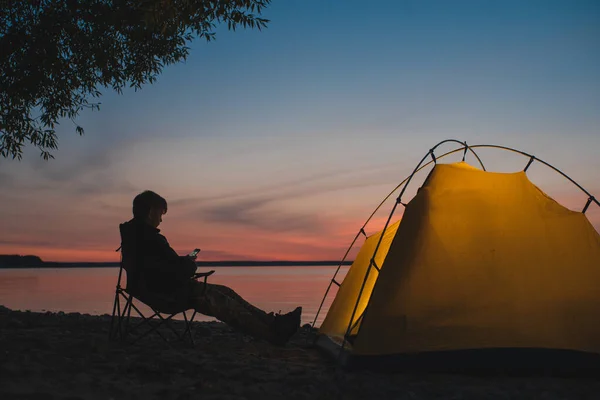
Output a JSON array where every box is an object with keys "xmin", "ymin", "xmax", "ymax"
[{"xmin": 0, "ymin": 260, "xmax": 352, "ymax": 269}]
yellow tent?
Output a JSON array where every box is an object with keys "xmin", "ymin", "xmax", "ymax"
[{"xmin": 317, "ymin": 161, "xmax": 600, "ymax": 369}]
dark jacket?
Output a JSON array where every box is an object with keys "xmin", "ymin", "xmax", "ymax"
[{"xmin": 119, "ymin": 218, "xmax": 197, "ymax": 298}]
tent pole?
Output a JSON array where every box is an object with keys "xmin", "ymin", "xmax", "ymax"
[
  {"xmin": 311, "ymin": 230, "xmax": 364, "ymax": 329},
  {"xmin": 339, "ymin": 146, "xmax": 437, "ymax": 358},
  {"xmin": 583, "ymin": 197, "xmax": 595, "ymax": 214},
  {"xmin": 524, "ymin": 156, "xmax": 535, "ymax": 172}
]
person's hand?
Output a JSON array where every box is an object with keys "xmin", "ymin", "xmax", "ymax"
[{"xmin": 188, "ymin": 254, "xmax": 198, "ymax": 261}]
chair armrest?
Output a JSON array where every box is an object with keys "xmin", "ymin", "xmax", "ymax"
[
  {"xmin": 193, "ymin": 270, "xmax": 215, "ymax": 286},
  {"xmin": 193, "ymin": 270, "xmax": 215, "ymax": 279},
  {"xmin": 191, "ymin": 270, "xmax": 215, "ymax": 295}
]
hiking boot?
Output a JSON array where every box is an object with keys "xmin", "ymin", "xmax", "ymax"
[{"xmin": 270, "ymin": 306, "xmax": 302, "ymax": 345}]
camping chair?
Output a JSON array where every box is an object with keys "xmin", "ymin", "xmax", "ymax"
[{"xmin": 109, "ymin": 246, "xmax": 215, "ymax": 346}]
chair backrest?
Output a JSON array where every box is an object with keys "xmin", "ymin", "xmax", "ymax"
[
  {"xmin": 116, "ymin": 223, "xmax": 189, "ymax": 313},
  {"xmin": 118, "ymin": 223, "xmax": 148, "ymax": 295}
]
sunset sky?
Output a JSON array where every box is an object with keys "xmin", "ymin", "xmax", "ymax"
[{"xmin": 1, "ymin": 0, "xmax": 599, "ymax": 262}]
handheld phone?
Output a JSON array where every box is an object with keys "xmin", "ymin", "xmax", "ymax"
[{"xmin": 188, "ymin": 248, "xmax": 201, "ymax": 257}]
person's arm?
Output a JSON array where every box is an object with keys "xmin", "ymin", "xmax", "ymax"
[
  {"xmin": 156, "ymin": 234, "xmax": 197, "ymax": 278},
  {"xmin": 143, "ymin": 233, "xmax": 197, "ymax": 279}
]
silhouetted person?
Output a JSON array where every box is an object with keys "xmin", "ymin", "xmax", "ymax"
[{"xmin": 119, "ymin": 190, "xmax": 301, "ymax": 344}]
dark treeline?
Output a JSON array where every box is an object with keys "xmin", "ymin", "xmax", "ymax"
[{"xmin": 0, "ymin": 255, "xmax": 44, "ymax": 267}]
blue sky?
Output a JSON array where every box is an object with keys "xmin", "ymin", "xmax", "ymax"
[{"xmin": 1, "ymin": 0, "xmax": 599, "ymax": 261}]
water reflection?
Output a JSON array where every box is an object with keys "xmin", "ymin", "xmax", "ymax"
[{"xmin": 0, "ymin": 266, "xmax": 349, "ymax": 326}]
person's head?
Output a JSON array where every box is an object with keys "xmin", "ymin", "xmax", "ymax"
[{"xmin": 132, "ymin": 190, "xmax": 167, "ymax": 228}]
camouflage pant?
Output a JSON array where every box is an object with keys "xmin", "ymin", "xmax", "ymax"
[{"xmin": 190, "ymin": 281, "xmax": 275, "ymax": 341}]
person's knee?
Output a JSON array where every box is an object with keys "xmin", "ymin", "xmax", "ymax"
[
  {"xmin": 211, "ymin": 283, "xmax": 234, "ymax": 295},
  {"xmin": 191, "ymin": 281, "xmax": 208, "ymax": 295}
]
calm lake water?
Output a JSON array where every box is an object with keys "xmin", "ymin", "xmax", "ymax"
[{"xmin": 0, "ymin": 266, "xmax": 349, "ymax": 327}]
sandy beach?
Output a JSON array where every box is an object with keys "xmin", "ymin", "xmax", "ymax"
[{"xmin": 1, "ymin": 305, "xmax": 599, "ymax": 399}]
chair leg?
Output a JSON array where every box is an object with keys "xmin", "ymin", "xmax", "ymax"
[
  {"xmin": 127, "ymin": 310, "xmax": 197, "ymax": 347},
  {"xmin": 124, "ymin": 295, "xmax": 134, "ymax": 340},
  {"xmin": 124, "ymin": 302, "xmax": 175, "ymax": 345},
  {"xmin": 125, "ymin": 303, "xmax": 155, "ymax": 338},
  {"xmin": 182, "ymin": 311, "xmax": 194, "ymax": 346},
  {"xmin": 109, "ymin": 293, "xmax": 199, "ymax": 347},
  {"xmin": 189, "ymin": 310, "xmax": 197, "ymax": 346},
  {"xmin": 182, "ymin": 310, "xmax": 197, "ymax": 346},
  {"xmin": 109, "ymin": 291, "xmax": 129, "ymax": 342},
  {"xmin": 130, "ymin": 312, "xmax": 175, "ymax": 345},
  {"xmin": 158, "ymin": 312, "xmax": 185, "ymax": 341},
  {"xmin": 119, "ymin": 294, "xmax": 132, "ymax": 341},
  {"xmin": 109, "ymin": 290, "xmax": 119, "ymax": 340}
]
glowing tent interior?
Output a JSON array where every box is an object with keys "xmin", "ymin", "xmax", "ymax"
[{"xmin": 314, "ymin": 141, "xmax": 600, "ymax": 371}]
